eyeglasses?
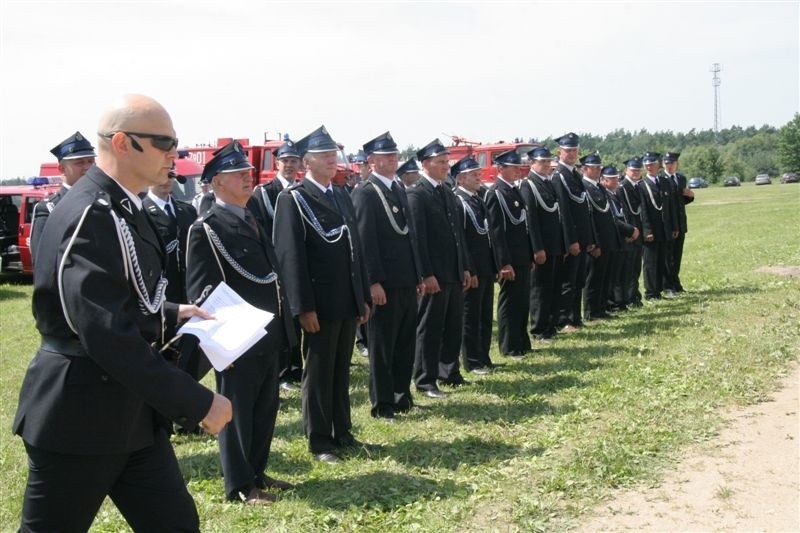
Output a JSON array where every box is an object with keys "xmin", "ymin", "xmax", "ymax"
[{"xmin": 100, "ymin": 131, "xmax": 179, "ymax": 152}]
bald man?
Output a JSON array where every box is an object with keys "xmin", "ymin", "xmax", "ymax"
[{"xmin": 13, "ymin": 94, "xmax": 232, "ymax": 532}]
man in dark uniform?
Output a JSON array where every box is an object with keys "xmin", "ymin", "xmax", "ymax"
[
  {"xmin": 142, "ymin": 169, "xmax": 196, "ymax": 303},
  {"xmin": 599, "ymin": 165, "xmax": 639, "ymax": 313},
  {"xmin": 406, "ymin": 139, "xmax": 472, "ymax": 396},
  {"xmin": 486, "ymin": 149, "xmax": 534, "ymax": 357},
  {"xmin": 662, "ymin": 151, "xmax": 694, "ymax": 294},
  {"xmin": 249, "ymin": 139, "xmax": 301, "ymax": 239},
  {"xmin": 520, "ymin": 147, "xmax": 578, "ymax": 342},
  {"xmin": 351, "ymin": 131, "xmax": 424, "ymax": 420},
  {"xmin": 185, "ymin": 140, "xmax": 296, "ymax": 505},
  {"xmin": 248, "ymin": 139, "xmax": 304, "ymax": 392},
  {"xmin": 273, "ymin": 126, "xmax": 371, "ymax": 464},
  {"xmin": 13, "ymin": 94, "xmax": 231, "ymax": 532},
  {"xmin": 638, "ymin": 152, "xmax": 677, "ymax": 300},
  {"xmin": 617, "ymin": 157, "xmax": 645, "ymax": 307},
  {"xmin": 30, "ymin": 131, "xmax": 96, "ymax": 263},
  {"xmin": 581, "ymin": 153, "xmax": 634, "ymax": 321},
  {"xmin": 396, "ymin": 158, "xmax": 422, "ymax": 189},
  {"xmin": 351, "ymin": 151, "xmax": 371, "ymax": 355},
  {"xmin": 551, "ymin": 133, "xmax": 598, "ymax": 331},
  {"xmin": 453, "ymin": 155, "xmax": 496, "ymax": 374}
]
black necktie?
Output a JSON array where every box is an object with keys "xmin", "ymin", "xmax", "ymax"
[
  {"xmin": 164, "ymin": 202, "xmax": 175, "ymax": 218},
  {"xmin": 325, "ymin": 188, "xmax": 342, "ymax": 215}
]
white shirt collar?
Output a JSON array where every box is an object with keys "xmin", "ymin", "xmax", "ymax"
[
  {"xmin": 457, "ymin": 185, "xmax": 476, "ymax": 197},
  {"xmin": 276, "ymin": 174, "xmax": 291, "ymax": 189},
  {"xmin": 62, "ymin": 183, "xmax": 72, "ymax": 190},
  {"xmin": 421, "ymin": 172, "xmax": 440, "ymax": 188},
  {"xmin": 496, "ymin": 175, "xmax": 515, "ymax": 188},
  {"xmin": 532, "ymin": 171, "xmax": 551, "ymax": 181},
  {"xmin": 372, "ymin": 172, "xmax": 395, "ymax": 190},
  {"xmin": 146, "ymin": 190, "xmax": 174, "ymax": 214},
  {"xmin": 305, "ymin": 172, "xmax": 333, "ymax": 194},
  {"xmin": 561, "ymin": 162, "xmax": 575, "ymax": 172},
  {"xmin": 106, "ymin": 174, "xmax": 143, "ymax": 210}
]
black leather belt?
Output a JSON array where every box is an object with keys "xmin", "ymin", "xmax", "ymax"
[{"xmin": 40, "ymin": 335, "xmax": 88, "ymax": 358}]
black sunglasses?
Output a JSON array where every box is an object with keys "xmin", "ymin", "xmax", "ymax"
[{"xmin": 101, "ymin": 131, "xmax": 179, "ymax": 152}]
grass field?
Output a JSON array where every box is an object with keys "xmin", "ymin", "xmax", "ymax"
[{"xmin": 1, "ymin": 183, "xmax": 798, "ymax": 532}]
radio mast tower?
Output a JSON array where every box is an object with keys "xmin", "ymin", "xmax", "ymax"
[{"xmin": 711, "ymin": 63, "xmax": 722, "ymax": 139}]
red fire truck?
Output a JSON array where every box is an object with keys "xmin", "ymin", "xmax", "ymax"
[
  {"xmin": 181, "ymin": 136, "xmax": 352, "ymax": 188},
  {"xmin": 446, "ymin": 136, "xmax": 540, "ymax": 183},
  {"xmin": 0, "ymin": 179, "xmax": 61, "ymax": 274}
]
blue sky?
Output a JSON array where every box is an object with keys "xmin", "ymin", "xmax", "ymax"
[{"xmin": 1, "ymin": 0, "xmax": 797, "ymax": 178}]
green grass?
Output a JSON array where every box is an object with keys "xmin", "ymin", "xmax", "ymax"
[{"xmin": 1, "ymin": 183, "xmax": 798, "ymax": 532}]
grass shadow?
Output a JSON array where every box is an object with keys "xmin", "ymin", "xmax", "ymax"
[{"xmin": 296, "ymin": 471, "xmax": 465, "ymax": 510}]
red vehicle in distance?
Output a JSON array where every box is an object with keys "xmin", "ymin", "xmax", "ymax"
[
  {"xmin": 181, "ymin": 137, "xmax": 352, "ymax": 188},
  {"xmin": 446, "ymin": 136, "xmax": 539, "ymax": 184},
  {"xmin": 0, "ymin": 179, "xmax": 61, "ymax": 274}
]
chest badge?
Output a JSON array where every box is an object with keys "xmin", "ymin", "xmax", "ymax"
[{"xmin": 392, "ymin": 206, "xmax": 399, "ymax": 213}]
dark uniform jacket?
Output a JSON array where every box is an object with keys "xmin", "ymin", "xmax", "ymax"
[
  {"xmin": 248, "ymin": 178, "xmax": 287, "ymax": 240},
  {"xmin": 273, "ymin": 178, "xmax": 370, "ymax": 320},
  {"xmin": 13, "ymin": 167, "xmax": 213, "ymax": 455},
  {"xmin": 606, "ymin": 187, "xmax": 636, "ymax": 244},
  {"xmin": 142, "ymin": 196, "xmax": 196, "ymax": 303},
  {"xmin": 351, "ymin": 175, "xmax": 422, "ymax": 288},
  {"xmin": 454, "ymin": 187, "xmax": 495, "ymax": 277},
  {"xmin": 638, "ymin": 175, "xmax": 677, "ymax": 242},
  {"xmin": 29, "ymin": 185, "xmax": 69, "ymax": 264},
  {"xmin": 552, "ymin": 163, "xmax": 596, "ymax": 248},
  {"xmin": 185, "ymin": 203, "xmax": 295, "ymax": 349},
  {"xmin": 584, "ymin": 179, "xmax": 633, "ymax": 253},
  {"xmin": 406, "ymin": 176, "xmax": 470, "ymax": 283},
  {"xmin": 617, "ymin": 178, "xmax": 643, "ymax": 250},
  {"xmin": 667, "ymin": 172, "xmax": 693, "ymax": 234},
  {"xmin": 485, "ymin": 178, "xmax": 532, "ymax": 267},
  {"xmin": 520, "ymin": 173, "xmax": 570, "ymax": 256}
]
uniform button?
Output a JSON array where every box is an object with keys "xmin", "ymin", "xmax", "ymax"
[
  {"xmin": 101, "ymin": 375, "xmax": 109, "ymax": 382},
  {"xmin": 243, "ymin": 248, "xmax": 248, "ymax": 253},
  {"xmin": 148, "ymin": 270, "xmax": 153, "ymax": 277}
]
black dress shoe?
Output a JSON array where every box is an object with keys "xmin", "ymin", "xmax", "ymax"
[
  {"xmin": 420, "ymin": 388, "xmax": 447, "ymax": 399},
  {"xmin": 313, "ymin": 452, "xmax": 340, "ymax": 464},
  {"xmin": 508, "ymin": 350, "xmax": 527, "ymax": 360},
  {"xmin": 470, "ymin": 366, "xmax": 491, "ymax": 376}
]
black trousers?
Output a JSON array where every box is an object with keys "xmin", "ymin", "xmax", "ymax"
[
  {"xmin": 664, "ymin": 232, "xmax": 686, "ymax": 292},
  {"xmin": 355, "ymin": 323, "xmax": 368, "ymax": 350},
  {"xmin": 278, "ymin": 318, "xmax": 303, "ymax": 383},
  {"xmin": 558, "ymin": 251, "xmax": 588, "ymax": 327},
  {"xmin": 413, "ymin": 281, "xmax": 463, "ymax": 390},
  {"xmin": 303, "ymin": 318, "xmax": 357, "ymax": 454},
  {"xmin": 584, "ymin": 251, "xmax": 610, "ymax": 319},
  {"xmin": 497, "ymin": 265, "xmax": 532, "ymax": 354},
  {"xmin": 215, "ymin": 336, "xmax": 281, "ymax": 500},
  {"xmin": 610, "ymin": 249, "xmax": 638, "ymax": 309},
  {"xmin": 623, "ymin": 244, "xmax": 643, "ymax": 305},
  {"xmin": 603, "ymin": 250, "xmax": 625, "ymax": 311},
  {"xmin": 367, "ymin": 286, "xmax": 417, "ymax": 416},
  {"xmin": 530, "ymin": 255, "xmax": 560, "ymax": 338},
  {"xmin": 21, "ymin": 429, "xmax": 199, "ymax": 533},
  {"xmin": 461, "ymin": 275, "xmax": 494, "ymax": 370},
  {"xmin": 642, "ymin": 240, "xmax": 667, "ymax": 298}
]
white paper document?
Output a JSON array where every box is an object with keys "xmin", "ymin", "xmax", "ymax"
[{"xmin": 177, "ymin": 281, "xmax": 274, "ymax": 371}]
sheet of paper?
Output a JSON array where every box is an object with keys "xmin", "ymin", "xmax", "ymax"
[{"xmin": 178, "ymin": 281, "xmax": 274, "ymax": 371}]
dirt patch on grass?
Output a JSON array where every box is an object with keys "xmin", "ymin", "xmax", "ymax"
[
  {"xmin": 577, "ymin": 364, "xmax": 799, "ymax": 532},
  {"xmin": 756, "ymin": 266, "xmax": 800, "ymax": 278}
]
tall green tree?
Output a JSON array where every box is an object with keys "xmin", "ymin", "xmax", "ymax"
[{"xmin": 778, "ymin": 113, "xmax": 800, "ymax": 172}]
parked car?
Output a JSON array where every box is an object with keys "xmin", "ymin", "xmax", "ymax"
[
  {"xmin": 780, "ymin": 172, "xmax": 799, "ymax": 184},
  {"xmin": 688, "ymin": 177, "xmax": 709, "ymax": 189},
  {"xmin": 723, "ymin": 176, "xmax": 741, "ymax": 187},
  {"xmin": 754, "ymin": 174, "xmax": 772, "ymax": 185}
]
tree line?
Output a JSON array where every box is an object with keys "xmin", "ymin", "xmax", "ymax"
[{"xmin": 396, "ymin": 114, "xmax": 800, "ymax": 185}]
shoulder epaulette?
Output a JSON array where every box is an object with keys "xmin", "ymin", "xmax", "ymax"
[{"xmin": 92, "ymin": 191, "xmax": 112, "ymax": 212}]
